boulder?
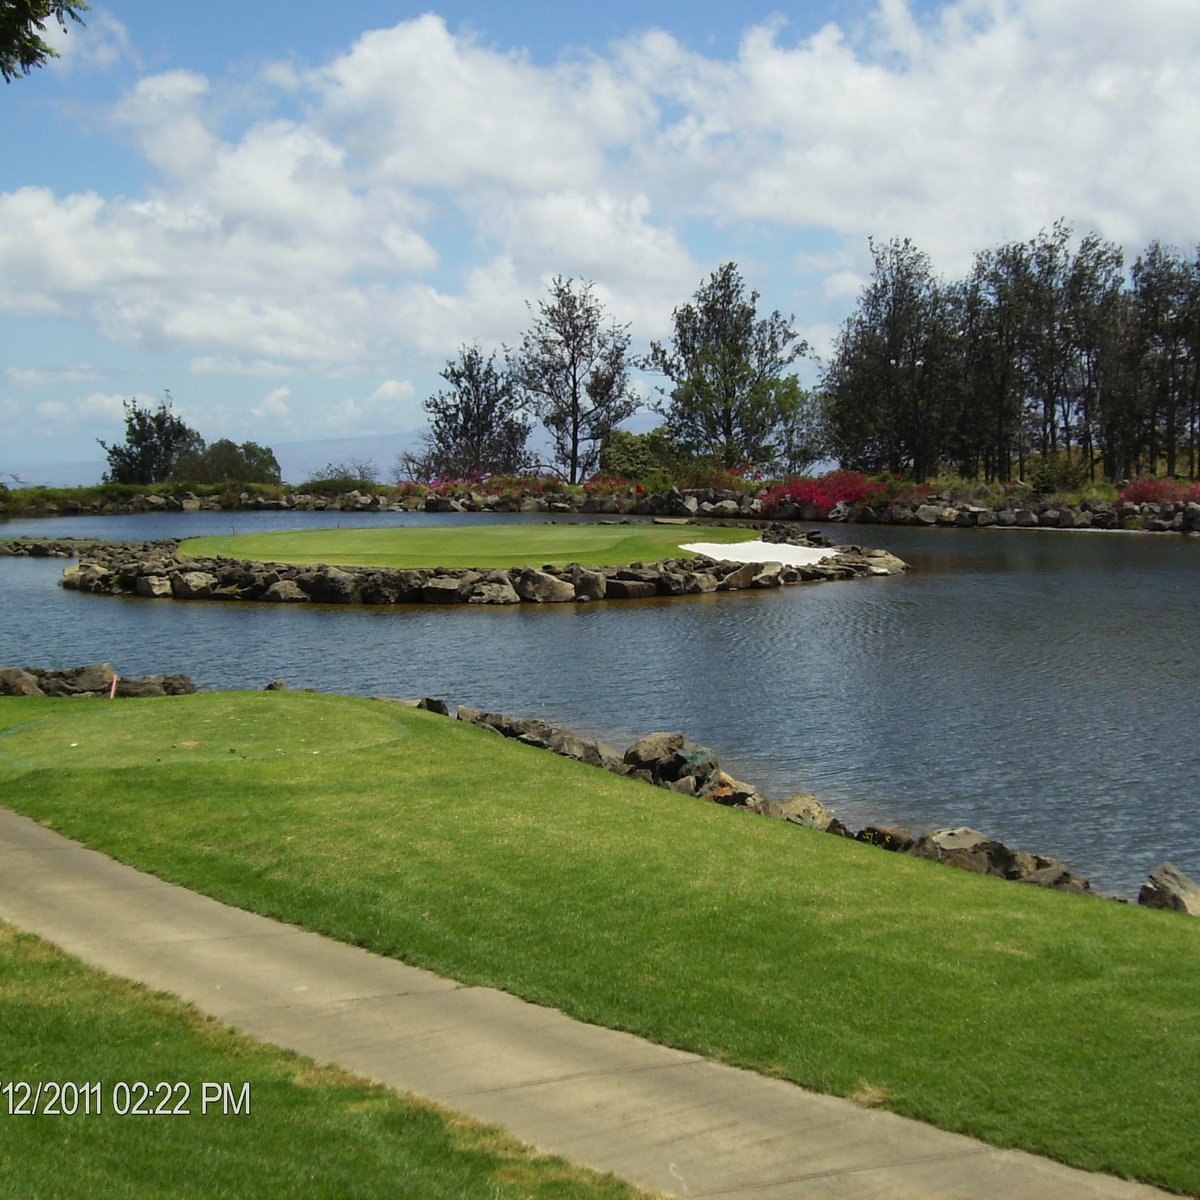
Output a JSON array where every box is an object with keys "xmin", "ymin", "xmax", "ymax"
[
  {"xmin": 716, "ymin": 562, "xmax": 757, "ymax": 590},
  {"xmin": 755, "ymin": 792, "xmax": 836, "ymax": 830},
  {"xmin": 908, "ymin": 827, "xmax": 1021, "ymax": 877},
  {"xmin": 115, "ymin": 674, "xmax": 198, "ymax": 697},
  {"xmin": 915, "ymin": 504, "xmax": 941, "ymax": 524},
  {"xmin": 467, "ymin": 573, "xmax": 521, "ymax": 605},
  {"xmin": 751, "ymin": 563, "xmax": 784, "ymax": 587},
  {"xmin": 135, "ymin": 574, "xmax": 173, "ymax": 599},
  {"xmin": 571, "ymin": 566, "xmax": 608, "ymax": 601},
  {"xmin": 701, "ymin": 769, "xmax": 763, "ymax": 808},
  {"xmin": 623, "ymin": 731, "xmax": 685, "ymax": 777},
  {"xmin": 262, "ymin": 579, "xmax": 308, "ymax": 603},
  {"xmin": 0, "ymin": 668, "xmax": 43, "ymax": 696},
  {"xmin": 856, "ymin": 825, "xmax": 916, "ymax": 852},
  {"xmin": 305, "ymin": 567, "xmax": 361, "ymax": 604},
  {"xmin": 1019, "ymin": 864, "xmax": 1094, "ymax": 895},
  {"xmin": 606, "ymin": 578, "xmax": 657, "ymax": 600},
  {"xmin": 546, "ymin": 730, "xmax": 627, "ymax": 772},
  {"xmin": 513, "ymin": 567, "xmax": 576, "ymax": 603},
  {"xmin": 421, "ymin": 575, "xmax": 467, "ymax": 604},
  {"xmin": 1138, "ymin": 862, "xmax": 1200, "ymax": 915},
  {"xmin": 416, "ymin": 697, "xmax": 451, "ymax": 716},
  {"xmin": 171, "ymin": 570, "xmax": 218, "ymax": 599}
]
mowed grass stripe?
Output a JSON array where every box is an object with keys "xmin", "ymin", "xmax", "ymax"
[
  {"xmin": 0, "ymin": 922, "xmax": 654, "ymax": 1200},
  {"xmin": 1, "ymin": 691, "xmax": 1197, "ymax": 1196},
  {"xmin": 180, "ymin": 523, "xmax": 758, "ymax": 569}
]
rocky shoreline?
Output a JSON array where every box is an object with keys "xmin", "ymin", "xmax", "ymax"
[
  {"xmin": 7, "ymin": 483, "xmax": 1200, "ymax": 534},
  {"xmin": 44, "ymin": 527, "xmax": 908, "ymax": 606},
  {"xmin": 3, "ymin": 662, "xmax": 1196, "ymax": 914}
]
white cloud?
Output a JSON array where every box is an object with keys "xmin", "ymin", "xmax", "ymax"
[
  {"xmin": 43, "ymin": 8, "xmax": 136, "ymax": 74},
  {"xmin": 6, "ymin": 366, "xmax": 100, "ymax": 387},
  {"xmin": 4, "ymin": 0, "xmax": 1200, "ymax": 441}
]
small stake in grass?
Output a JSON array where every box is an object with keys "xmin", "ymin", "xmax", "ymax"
[{"xmin": 108, "ymin": 674, "xmax": 119, "ymax": 700}]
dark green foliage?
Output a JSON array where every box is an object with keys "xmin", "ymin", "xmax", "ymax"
[
  {"xmin": 174, "ymin": 438, "xmax": 282, "ymax": 485},
  {"xmin": 98, "ymin": 395, "xmax": 203, "ymax": 485},
  {"xmin": 510, "ymin": 277, "xmax": 638, "ymax": 484},
  {"xmin": 644, "ymin": 262, "xmax": 809, "ymax": 471},
  {"xmin": 400, "ymin": 344, "xmax": 531, "ymax": 482},
  {"xmin": 823, "ymin": 225, "xmax": 1200, "ymax": 484},
  {"xmin": 0, "ymin": 0, "xmax": 87, "ymax": 82},
  {"xmin": 597, "ymin": 427, "xmax": 679, "ymax": 481}
]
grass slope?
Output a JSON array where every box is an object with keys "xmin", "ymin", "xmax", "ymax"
[
  {"xmin": 180, "ymin": 523, "xmax": 757, "ymax": 569},
  {"xmin": 1, "ymin": 692, "xmax": 1197, "ymax": 1196},
  {"xmin": 0, "ymin": 923, "xmax": 652, "ymax": 1199}
]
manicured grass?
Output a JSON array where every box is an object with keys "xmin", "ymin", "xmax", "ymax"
[
  {"xmin": 2, "ymin": 692, "xmax": 1198, "ymax": 1196},
  {"xmin": 0, "ymin": 922, "xmax": 652, "ymax": 1200},
  {"xmin": 179, "ymin": 523, "xmax": 757, "ymax": 568}
]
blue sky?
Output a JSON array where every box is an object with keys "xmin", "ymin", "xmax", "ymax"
[{"xmin": 3, "ymin": 0, "xmax": 1199, "ymax": 484}]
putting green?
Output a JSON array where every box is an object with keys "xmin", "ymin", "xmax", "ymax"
[
  {"xmin": 0, "ymin": 693, "xmax": 407, "ymax": 771},
  {"xmin": 180, "ymin": 523, "xmax": 758, "ymax": 569}
]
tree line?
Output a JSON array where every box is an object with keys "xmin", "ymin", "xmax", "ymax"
[
  {"xmin": 823, "ymin": 223, "xmax": 1200, "ymax": 485},
  {"xmin": 402, "ymin": 264, "xmax": 820, "ymax": 486}
]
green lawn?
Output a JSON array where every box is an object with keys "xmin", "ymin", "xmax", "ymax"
[
  {"xmin": 0, "ymin": 923, "xmax": 652, "ymax": 1199},
  {"xmin": 180, "ymin": 523, "xmax": 757, "ymax": 568},
  {"xmin": 2, "ymin": 692, "xmax": 1198, "ymax": 1196}
]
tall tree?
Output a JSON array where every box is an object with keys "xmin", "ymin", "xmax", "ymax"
[
  {"xmin": 510, "ymin": 277, "xmax": 636, "ymax": 484},
  {"xmin": 644, "ymin": 262, "xmax": 808, "ymax": 471},
  {"xmin": 400, "ymin": 343, "xmax": 531, "ymax": 481},
  {"xmin": 98, "ymin": 395, "xmax": 203, "ymax": 485},
  {"xmin": 821, "ymin": 238, "xmax": 955, "ymax": 481},
  {"xmin": 1, "ymin": 1, "xmax": 88, "ymax": 82}
]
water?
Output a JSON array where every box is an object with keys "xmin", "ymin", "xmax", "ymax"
[{"xmin": 2, "ymin": 511, "xmax": 1197, "ymax": 897}]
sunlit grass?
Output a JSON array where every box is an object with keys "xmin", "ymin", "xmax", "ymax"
[
  {"xmin": 179, "ymin": 523, "xmax": 757, "ymax": 569},
  {"xmin": 0, "ymin": 922, "xmax": 654, "ymax": 1200},
  {"xmin": 2, "ymin": 691, "xmax": 1197, "ymax": 1196}
]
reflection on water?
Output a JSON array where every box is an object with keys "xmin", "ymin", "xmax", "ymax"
[{"xmin": 2, "ymin": 513, "xmax": 1198, "ymax": 897}]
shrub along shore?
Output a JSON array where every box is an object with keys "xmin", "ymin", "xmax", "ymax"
[
  {"xmin": 4, "ymin": 475, "xmax": 1200, "ymax": 534},
  {"xmin": 0, "ymin": 686, "xmax": 1197, "ymax": 1196}
]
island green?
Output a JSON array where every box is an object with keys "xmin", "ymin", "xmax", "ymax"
[{"xmin": 180, "ymin": 523, "xmax": 758, "ymax": 569}]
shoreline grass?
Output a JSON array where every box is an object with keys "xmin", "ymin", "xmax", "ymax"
[
  {"xmin": 1, "ymin": 691, "xmax": 1197, "ymax": 1196},
  {"xmin": 179, "ymin": 523, "xmax": 758, "ymax": 569},
  {"xmin": 0, "ymin": 922, "xmax": 653, "ymax": 1199}
]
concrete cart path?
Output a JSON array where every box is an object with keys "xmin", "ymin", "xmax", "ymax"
[{"xmin": 0, "ymin": 807, "xmax": 1173, "ymax": 1200}]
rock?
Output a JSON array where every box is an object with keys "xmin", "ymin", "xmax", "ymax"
[
  {"xmin": 1020, "ymin": 865, "xmax": 1094, "ymax": 895},
  {"xmin": 701, "ymin": 769, "xmax": 762, "ymax": 807},
  {"xmin": 513, "ymin": 567, "xmax": 576, "ymax": 603},
  {"xmin": 467, "ymin": 573, "xmax": 521, "ymax": 605},
  {"xmin": 755, "ymin": 792, "xmax": 836, "ymax": 830},
  {"xmin": 546, "ymin": 730, "xmax": 627, "ymax": 772},
  {"xmin": 171, "ymin": 570, "xmax": 218, "ymax": 599},
  {"xmin": 262, "ymin": 579, "xmax": 309, "ymax": 603},
  {"xmin": 915, "ymin": 504, "xmax": 941, "ymax": 524},
  {"xmin": 716, "ymin": 562, "xmax": 757, "ymax": 590},
  {"xmin": 135, "ymin": 574, "xmax": 173, "ymax": 598},
  {"xmin": 264, "ymin": 679, "xmax": 289, "ymax": 690},
  {"xmin": 0, "ymin": 668, "xmax": 43, "ymax": 696},
  {"xmin": 571, "ymin": 566, "xmax": 608, "ymax": 601},
  {"xmin": 856, "ymin": 825, "xmax": 916, "ymax": 852},
  {"xmin": 305, "ymin": 566, "xmax": 361, "ymax": 604},
  {"xmin": 751, "ymin": 563, "xmax": 784, "ymax": 587},
  {"xmin": 1138, "ymin": 862, "xmax": 1200, "ymax": 915},
  {"xmin": 416, "ymin": 697, "xmax": 451, "ymax": 716},
  {"xmin": 624, "ymin": 731, "xmax": 686, "ymax": 776},
  {"xmin": 908, "ymin": 827, "xmax": 1021, "ymax": 877},
  {"xmin": 606, "ymin": 578, "xmax": 657, "ymax": 600},
  {"xmin": 115, "ymin": 674, "xmax": 197, "ymax": 697},
  {"xmin": 421, "ymin": 575, "xmax": 466, "ymax": 604}
]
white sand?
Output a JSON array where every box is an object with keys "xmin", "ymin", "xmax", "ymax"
[{"xmin": 678, "ymin": 540, "xmax": 836, "ymax": 567}]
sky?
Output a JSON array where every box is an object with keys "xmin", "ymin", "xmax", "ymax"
[{"xmin": 2, "ymin": 0, "xmax": 1199, "ymax": 485}]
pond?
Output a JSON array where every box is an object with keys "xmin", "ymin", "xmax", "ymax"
[{"xmin": 2, "ymin": 509, "xmax": 1197, "ymax": 898}]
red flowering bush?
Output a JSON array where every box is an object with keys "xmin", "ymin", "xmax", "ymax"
[
  {"xmin": 582, "ymin": 474, "xmax": 633, "ymax": 496},
  {"xmin": 1118, "ymin": 477, "xmax": 1200, "ymax": 505},
  {"xmin": 760, "ymin": 470, "xmax": 889, "ymax": 518}
]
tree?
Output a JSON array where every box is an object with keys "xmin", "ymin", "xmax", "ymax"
[
  {"xmin": 98, "ymin": 395, "xmax": 203, "ymax": 485},
  {"xmin": 509, "ymin": 277, "xmax": 637, "ymax": 484},
  {"xmin": 643, "ymin": 263, "xmax": 808, "ymax": 472},
  {"xmin": 1, "ymin": 1, "xmax": 88, "ymax": 83},
  {"xmin": 399, "ymin": 344, "xmax": 531, "ymax": 482},
  {"xmin": 173, "ymin": 438, "xmax": 282, "ymax": 485},
  {"xmin": 821, "ymin": 239, "xmax": 956, "ymax": 481}
]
